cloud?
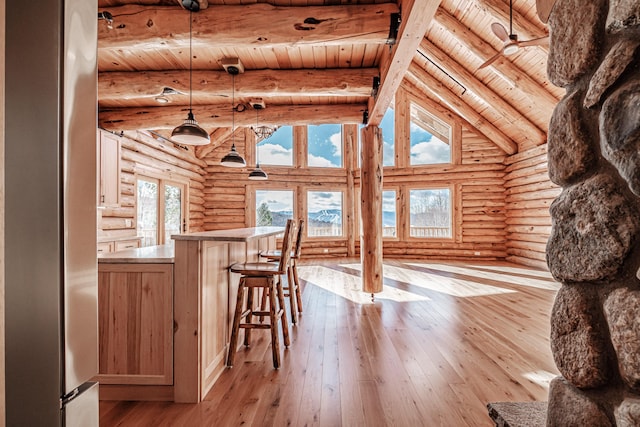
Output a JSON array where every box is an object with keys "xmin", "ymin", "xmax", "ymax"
[
  {"xmin": 410, "ymin": 136, "xmax": 450, "ymax": 164},
  {"xmin": 308, "ymin": 191, "xmax": 342, "ymax": 210},
  {"xmin": 258, "ymin": 143, "xmax": 293, "ymax": 166},
  {"xmin": 329, "ymin": 132, "xmax": 342, "ymax": 157},
  {"xmin": 308, "ymin": 153, "xmax": 339, "ymax": 167},
  {"xmin": 256, "ymin": 191, "xmax": 293, "ymax": 212}
]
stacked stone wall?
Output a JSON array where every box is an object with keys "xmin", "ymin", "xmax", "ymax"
[{"xmin": 545, "ymin": 0, "xmax": 640, "ymax": 425}]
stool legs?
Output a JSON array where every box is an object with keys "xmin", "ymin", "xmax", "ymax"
[
  {"xmin": 292, "ymin": 259, "xmax": 303, "ymax": 314},
  {"xmin": 227, "ymin": 275, "xmax": 290, "ymax": 369}
]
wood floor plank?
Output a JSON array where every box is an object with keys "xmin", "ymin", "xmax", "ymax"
[{"xmin": 99, "ymin": 259, "xmax": 560, "ymax": 426}]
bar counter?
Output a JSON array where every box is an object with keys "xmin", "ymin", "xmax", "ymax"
[
  {"xmin": 96, "ymin": 227, "xmax": 283, "ymax": 403},
  {"xmin": 172, "ymin": 227, "xmax": 283, "ymax": 403}
]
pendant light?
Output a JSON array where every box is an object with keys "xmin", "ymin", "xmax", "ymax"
[
  {"xmin": 220, "ymin": 71, "xmax": 247, "ymax": 167},
  {"xmin": 248, "ymin": 106, "xmax": 268, "ymax": 180},
  {"xmin": 171, "ymin": 5, "xmax": 210, "ymax": 146}
]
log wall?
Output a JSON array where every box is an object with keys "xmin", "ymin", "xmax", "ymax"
[
  {"xmin": 97, "ymin": 130, "xmax": 207, "ymax": 241},
  {"xmin": 504, "ymin": 144, "xmax": 560, "ymax": 270}
]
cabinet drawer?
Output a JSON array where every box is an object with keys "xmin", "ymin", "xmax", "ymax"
[
  {"xmin": 97, "ymin": 242, "xmax": 113, "ymax": 254},
  {"xmin": 115, "ymin": 239, "xmax": 141, "ymax": 252}
]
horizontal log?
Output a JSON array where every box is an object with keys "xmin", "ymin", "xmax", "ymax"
[
  {"xmin": 100, "ymin": 103, "xmax": 368, "ymax": 131},
  {"xmin": 506, "ymin": 224, "xmax": 552, "ymax": 235},
  {"xmin": 505, "ymin": 255, "xmax": 549, "ymax": 271},
  {"xmin": 100, "ymin": 68, "xmax": 378, "ymax": 102},
  {"xmin": 121, "ymin": 130, "xmax": 207, "ymax": 168},
  {"xmin": 505, "ymin": 180, "xmax": 559, "ymax": 194},
  {"xmin": 505, "ymin": 216, "xmax": 552, "ymax": 226},
  {"xmin": 98, "ymin": 4, "xmax": 398, "ymax": 50},
  {"xmin": 506, "ymin": 232, "xmax": 550, "ymax": 244},
  {"xmin": 506, "ymin": 188, "xmax": 560, "ymax": 203},
  {"xmin": 504, "ymin": 153, "xmax": 549, "ymax": 173},
  {"xmin": 506, "ymin": 247, "xmax": 547, "ymax": 262},
  {"xmin": 505, "ymin": 144, "xmax": 548, "ymax": 166},
  {"xmin": 505, "ymin": 207, "xmax": 551, "ymax": 218}
]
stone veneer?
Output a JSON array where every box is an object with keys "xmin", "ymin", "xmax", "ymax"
[{"xmin": 545, "ymin": 0, "xmax": 640, "ymax": 425}]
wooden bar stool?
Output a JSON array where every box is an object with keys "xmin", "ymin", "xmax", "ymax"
[
  {"xmin": 227, "ymin": 219, "xmax": 296, "ymax": 369},
  {"xmin": 261, "ymin": 220, "xmax": 304, "ymax": 324}
]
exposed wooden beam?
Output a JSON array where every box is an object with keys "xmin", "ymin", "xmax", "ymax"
[
  {"xmin": 98, "ymin": 68, "xmax": 378, "ymax": 102},
  {"xmin": 98, "ymin": 3, "xmax": 398, "ymax": 50},
  {"xmin": 418, "ymin": 38, "xmax": 546, "ymax": 146},
  {"xmin": 407, "ymin": 62, "xmax": 517, "ymax": 154},
  {"xmin": 434, "ymin": 9, "xmax": 559, "ymax": 112},
  {"xmin": 366, "ymin": 0, "xmax": 441, "ymax": 126},
  {"xmin": 195, "ymin": 127, "xmax": 233, "ymax": 159},
  {"xmin": 99, "ymin": 103, "xmax": 367, "ymax": 131},
  {"xmin": 475, "ymin": 0, "xmax": 549, "ymax": 42}
]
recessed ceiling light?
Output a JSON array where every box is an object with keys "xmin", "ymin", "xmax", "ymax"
[{"xmin": 155, "ymin": 96, "xmax": 170, "ymax": 104}]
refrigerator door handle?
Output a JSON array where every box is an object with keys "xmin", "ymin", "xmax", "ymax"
[{"xmin": 61, "ymin": 387, "xmax": 79, "ymax": 408}]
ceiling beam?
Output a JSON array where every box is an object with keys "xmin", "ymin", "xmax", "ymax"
[
  {"xmin": 366, "ymin": 0, "xmax": 442, "ymax": 126},
  {"xmin": 475, "ymin": 0, "xmax": 549, "ymax": 42},
  {"xmin": 98, "ymin": 3, "xmax": 398, "ymax": 50},
  {"xmin": 418, "ymin": 38, "xmax": 546, "ymax": 146},
  {"xmin": 98, "ymin": 68, "xmax": 378, "ymax": 103},
  {"xmin": 195, "ymin": 127, "xmax": 234, "ymax": 159},
  {"xmin": 408, "ymin": 62, "xmax": 517, "ymax": 154},
  {"xmin": 99, "ymin": 103, "xmax": 368, "ymax": 131},
  {"xmin": 434, "ymin": 9, "xmax": 559, "ymax": 112}
]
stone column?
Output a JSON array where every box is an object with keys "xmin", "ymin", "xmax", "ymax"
[{"xmin": 545, "ymin": 1, "xmax": 640, "ymax": 426}]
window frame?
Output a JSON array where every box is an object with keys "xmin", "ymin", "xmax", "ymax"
[
  {"xmin": 405, "ymin": 184, "xmax": 455, "ymax": 242},
  {"xmin": 304, "ymin": 187, "xmax": 345, "ymax": 239},
  {"xmin": 135, "ymin": 174, "xmax": 188, "ymax": 246}
]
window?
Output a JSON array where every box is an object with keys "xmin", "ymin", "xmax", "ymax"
[
  {"xmin": 357, "ymin": 108, "xmax": 395, "ymax": 167},
  {"xmin": 410, "ymin": 103, "xmax": 451, "ymax": 165},
  {"xmin": 307, "ymin": 191, "xmax": 343, "ymax": 237},
  {"xmin": 409, "ymin": 188, "xmax": 452, "ymax": 238},
  {"xmin": 308, "ymin": 124, "xmax": 342, "ymax": 167},
  {"xmin": 381, "ymin": 108, "xmax": 395, "ymax": 167},
  {"xmin": 257, "ymin": 126, "xmax": 293, "ymax": 166},
  {"xmin": 137, "ymin": 177, "xmax": 186, "ymax": 246},
  {"xmin": 382, "ymin": 190, "xmax": 397, "ymax": 238},
  {"xmin": 255, "ymin": 190, "xmax": 294, "ymax": 227}
]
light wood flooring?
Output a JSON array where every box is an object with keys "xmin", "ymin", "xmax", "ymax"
[{"xmin": 100, "ymin": 259, "xmax": 560, "ymax": 426}]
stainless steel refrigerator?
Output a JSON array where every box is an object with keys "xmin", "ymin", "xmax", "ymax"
[{"xmin": 5, "ymin": 0, "xmax": 99, "ymax": 425}]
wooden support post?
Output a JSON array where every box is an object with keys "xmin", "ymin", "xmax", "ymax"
[{"xmin": 360, "ymin": 126, "xmax": 383, "ymax": 295}]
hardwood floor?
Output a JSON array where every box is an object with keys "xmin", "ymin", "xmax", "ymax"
[{"xmin": 100, "ymin": 259, "xmax": 560, "ymax": 426}]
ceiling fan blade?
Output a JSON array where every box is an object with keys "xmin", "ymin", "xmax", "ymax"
[
  {"xmin": 491, "ymin": 23, "xmax": 511, "ymax": 43},
  {"xmin": 518, "ymin": 35, "xmax": 550, "ymax": 48},
  {"xmin": 478, "ymin": 52, "xmax": 503, "ymax": 70},
  {"xmin": 536, "ymin": 0, "xmax": 557, "ymax": 23}
]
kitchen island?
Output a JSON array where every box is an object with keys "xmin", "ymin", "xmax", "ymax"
[{"xmin": 96, "ymin": 227, "xmax": 283, "ymax": 403}]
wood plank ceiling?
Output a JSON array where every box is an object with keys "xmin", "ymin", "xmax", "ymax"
[{"xmin": 97, "ymin": 0, "xmax": 564, "ymax": 155}]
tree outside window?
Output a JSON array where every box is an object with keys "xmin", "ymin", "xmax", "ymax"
[
  {"xmin": 255, "ymin": 190, "xmax": 294, "ymax": 226},
  {"xmin": 409, "ymin": 188, "xmax": 452, "ymax": 238}
]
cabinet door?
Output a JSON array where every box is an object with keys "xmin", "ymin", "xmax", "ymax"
[
  {"xmin": 97, "ymin": 263, "xmax": 173, "ymax": 385},
  {"xmin": 98, "ymin": 131, "xmax": 121, "ymax": 207}
]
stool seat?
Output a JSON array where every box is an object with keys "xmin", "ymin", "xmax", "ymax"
[{"xmin": 230, "ymin": 261, "xmax": 279, "ymax": 276}]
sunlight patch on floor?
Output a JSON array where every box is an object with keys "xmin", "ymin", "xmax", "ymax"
[
  {"xmin": 522, "ymin": 370, "xmax": 557, "ymax": 390},
  {"xmin": 297, "ymin": 266, "xmax": 430, "ymax": 303},
  {"xmin": 406, "ymin": 262, "xmax": 559, "ymax": 291},
  {"xmin": 343, "ymin": 263, "xmax": 517, "ymax": 297}
]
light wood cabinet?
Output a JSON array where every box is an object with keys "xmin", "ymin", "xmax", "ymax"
[
  {"xmin": 97, "ymin": 241, "xmax": 114, "ymax": 254},
  {"xmin": 98, "ymin": 237, "xmax": 142, "ymax": 255},
  {"xmin": 97, "ymin": 263, "xmax": 173, "ymax": 386},
  {"xmin": 97, "ymin": 129, "xmax": 121, "ymax": 207}
]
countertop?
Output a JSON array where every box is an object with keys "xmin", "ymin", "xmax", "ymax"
[
  {"xmin": 98, "ymin": 244, "xmax": 174, "ymax": 264},
  {"xmin": 171, "ymin": 226, "xmax": 284, "ymax": 242}
]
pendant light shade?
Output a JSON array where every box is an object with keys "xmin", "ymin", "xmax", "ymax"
[
  {"xmin": 172, "ymin": 110, "xmax": 210, "ymax": 145},
  {"xmin": 248, "ymin": 105, "xmax": 268, "ymax": 179},
  {"xmin": 248, "ymin": 164, "xmax": 268, "ymax": 180},
  {"xmin": 220, "ymin": 143, "xmax": 247, "ymax": 167},
  {"xmin": 221, "ymin": 72, "xmax": 247, "ymax": 167},
  {"xmin": 171, "ymin": 8, "xmax": 210, "ymax": 146}
]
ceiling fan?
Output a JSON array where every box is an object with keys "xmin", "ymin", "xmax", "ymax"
[{"xmin": 478, "ymin": 0, "xmax": 549, "ymax": 69}]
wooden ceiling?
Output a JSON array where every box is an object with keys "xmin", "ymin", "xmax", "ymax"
[{"xmin": 97, "ymin": 0, "xmax": 564, "ymax": 155}]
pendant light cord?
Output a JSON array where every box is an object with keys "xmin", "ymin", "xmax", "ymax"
[
  {"xmin": 509, "ymin": 0, "xmax": 513, "ymax": 36},
  {"xmin": 232, "ymin": 73, "xmax": 236, "ymax": 147},
  {"xmin": 189, "ymin": 10, "xmax": 193, "ymax": 113},
  {"xmin": 255, "ymin": 108, "xmax": 260, "ymax": 165}
]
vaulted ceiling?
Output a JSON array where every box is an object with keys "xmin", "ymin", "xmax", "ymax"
[{"xmin": 97, "ymin": 0, "xmax": 564, "ymax": 156}]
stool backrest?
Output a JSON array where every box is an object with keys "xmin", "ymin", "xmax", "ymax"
[
  {"xmin": 277, "ymin": 219, "xmax": 296, "ymax": 274},
  {"xmin": 293, "ymin": 219, "xmax": 305, "ymax": 258}
]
